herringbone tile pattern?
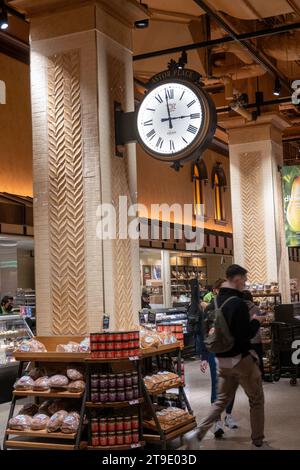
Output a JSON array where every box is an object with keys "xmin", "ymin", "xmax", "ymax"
[
  {"xmin": 48, "ymin": 50, "xmax": 87, "ymax": 335},
  {"xmin": 240, "ymin": 151, "xmax": 268, "ymax": 283}
]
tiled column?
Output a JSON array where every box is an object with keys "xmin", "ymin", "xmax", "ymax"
[
  {"xmin": 17, "ymin": 0, "xmax": 145, "ymax": 334},
  {"xmin": 224, "ymin": 114, "xmax": 291, "ymax": 302}
]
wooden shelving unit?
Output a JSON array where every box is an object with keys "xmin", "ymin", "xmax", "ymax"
[
  {"xmin": 85, "ymin": 398, "xmax": 144, "ymax": 408},
  {"xmin": 87, "ymin": 441, "xmax": 144, "ymax": 450},
  {"xmin": 13, "ymin": 390, "xmax": 83, "ymax": 398}
]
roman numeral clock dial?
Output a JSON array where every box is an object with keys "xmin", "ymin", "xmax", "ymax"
[{"xmin": 136, "ymin": 79, "xmax": 216, "ymax": 163}]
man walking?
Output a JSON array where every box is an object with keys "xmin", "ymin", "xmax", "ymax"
[{"xmin": 186, "ymin": 264, "xmax": 266, "ymax": 449}]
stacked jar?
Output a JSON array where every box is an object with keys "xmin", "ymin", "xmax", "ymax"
[
  {"xmin": 90, "ymin": 372, "xmax": 139, "ymax": 403},
  {"xmin": 91, "ymin": 415, "xmax": 139, "ymax": 447},
  {"xmin": 90, "ymin": 331, "xmax": 140, "ymax": 359}
]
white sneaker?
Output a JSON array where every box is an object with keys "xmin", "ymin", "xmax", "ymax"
[
  {"xmin": 225, "ymin": 414, "xmax": 238, "ymax": 429},
  {"xmin": 214, "ymin": 420, "xmax": 224, "ymax": 438},
  {"xmin": 252, "ymin": 441, "xmax": 277, "ymax": 450}
]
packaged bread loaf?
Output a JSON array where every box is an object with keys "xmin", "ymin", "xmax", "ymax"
[
  {"xmin": 16, "ymin": 339, "xmax": 47, "ymax": 352},
  {"xmin": 31, "ymin": 413, "xmax": 50, "ymax": 431},
  {"xmin": 9, "ymin": 414, "xmax": 32, "ymax": 431},
  {"xmin": 14, "ymin": 375, "xmax": 34, "ymax": 390},
  {"xmin": 33, "ymin": 376, "xmax": 50, "ymax": 391},
  {"xmin": 47, "ymin": 410, "xmax": 68, "ymax": 432},
  {"xmin": 28, "ymin": 367, "xmax": 47, "ymax": 380},
  {"xmin": 67, "ymin": 380, "xmax": 85, "ymax": 393},
  {"xmin": 66, "ymin": 367, "xmax": 84, "ymax": 381},
  {"xmin": 61, "ymin": 413, "xmax": 80, "ymax": 434},
  {"xmin": 49, "ymin": 374, "xmax": 69, "ymax": 388},
  {"xmin": 19, "ymin": 403, "xmax": 39, "ymax": 417},
  {"xmin": 56, "ymin": 342, "xmax": 80, "ymax": 353}
]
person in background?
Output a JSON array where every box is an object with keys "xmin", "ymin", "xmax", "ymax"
[
  {"xmin": 203, "ymin": 285, "xmax": 214, "ymax": 304},
  {"xmin": 187, "ymin": 279, "xmax": 203, "ymax": 357},
  {"xmin": 243, "ymin": 290, "xmax": 265, "ymax": 378},
  {"xmin": 141, "ymin": 290, "xmax": 151, "ymax": 309},
  {"xmin": 199, "ymin": 278, "xmax": 238, "ymax": 437},
  {"xmin": 186, "ymin": 264, "xmax": 267, "ymax": 450},
  {"xmin": 0, "ymin": 296, "xmax": 13, "ymax": 315}
]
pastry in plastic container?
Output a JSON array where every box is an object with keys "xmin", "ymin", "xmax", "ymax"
[
  {"xmin": 33, "ymin": 376, "xmax": 50, "ymax": 391},
  {"xmin": 16, "ymin": 339, "xmax": 47, "ymax": 352},
  {"xmin": 9, "ymin": 414, "xmax": 32, "ymax": 431},
  {"xmin": 61, "ymin": 412, "xmax": 80, "ymax": 434},
  {"xmin": 31, "ymin": 413, "xmax": 50, "ymax": 431},
  {"xmin": 56, "ymin": 342, "xmax": 80, "ymax": 353},
  {"xmin": 47, "ymin": 410, "xmax": 68, "ymax": 432},
  {"xmin": 18, "ymin": 403, "xmax": 39, "ymax": 417},
  {"xmin": 14, "ymin": 375, "xmax": 35, "ymax": 390},
  {"xmin": 66, "ymin": 367, "xmax": 84, "ymax": 381},
  {"xmin": 67, "ymin": 380, "xmax": 85, "ymax": 393},
  {"xmin": 79, "ymin": 337, "xmax": 90, "ymax": 352},
  {"xmin": 49, "ymin": 374, "xmax": 69, "ymax": 388}
]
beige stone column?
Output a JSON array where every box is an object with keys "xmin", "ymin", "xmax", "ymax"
[
  {"xmin": 223, "ymin": 114, "xmax": 291, "ymax": 302},
  {"xmin": 15, "ymin": 0, "xmax": 146, "ymax": 334}
]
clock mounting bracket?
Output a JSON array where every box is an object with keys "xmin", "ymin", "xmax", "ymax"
[{"xmin": 114, "ymin": 101, "xmax": 137, "ymax": 157}]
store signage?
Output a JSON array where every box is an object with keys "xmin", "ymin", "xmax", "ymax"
[
  {"xmin": 0, "ymin": 80, "xmax": 5, "ymax": 104},
  {"xmin": 282, "ymin": 165, "xmax": 300, "ymax": 246}
]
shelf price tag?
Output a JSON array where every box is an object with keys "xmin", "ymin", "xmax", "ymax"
[
  {"xmin": 129, "ymin": 356, "xmax": 139, "ymax": 361},
  {"xmin": 131, "ymin": 443, "xmax": 141, "ymax": 448},
  {"xmin": 129, "ymin": 399, "xmax": 139, "ymax": 405}
]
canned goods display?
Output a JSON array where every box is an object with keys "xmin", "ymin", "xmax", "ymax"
[
  {"xmin": 91, "ymin": 414, "xmax": 140, "ymax": 447},
  {"xmin": 89, "ymin": 371, "xmax": 140, "ymax": 403},
  {"xmin": 90, "ymin": 330, "xmax": 140, "ymax": 358},
  {"xmin": 107, "ymin": 432, "xmax": 116, "ymax": 446}
]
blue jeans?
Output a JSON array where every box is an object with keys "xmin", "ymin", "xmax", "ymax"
[{"xmin": 195, "ymin": 333, "xmax": 235, "ymax": 415}]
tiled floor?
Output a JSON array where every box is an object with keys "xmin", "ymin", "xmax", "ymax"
[{"xmin": 1, "ymin": 359, "xmax": 299, "ymax": 450}]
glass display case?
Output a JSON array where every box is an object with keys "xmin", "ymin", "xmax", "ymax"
[{"xmin": 0, "ymin": 315, "xmax": 33, "ymax": 367}]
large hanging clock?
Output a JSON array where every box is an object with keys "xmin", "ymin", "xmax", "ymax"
[{"xmin": 136, "ymin": 76, "xmax": 217, "ymax": 164}]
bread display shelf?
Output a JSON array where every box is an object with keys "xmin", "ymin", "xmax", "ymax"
[
  {"xmin": 13, "ymin": 389, "xmax": 84, "ymax": 398},
  {"xmin": 87, "ymin": 441, "xmax": 144, "ymax": 450},
  {"xmin": 4, "ymin": 439, "xmax": 75, "ymax": 450},
  {"xmin": 143, "ymin": 420, "xmax": 197, "ymax": 442},
  {"xmin": 6, "ymin": 429, "xmax": 76, "ymax": 439},
  {"xmin": 140, "ymin": 342, "xmax": 181, "ymax": 359},
  {"xmin": 13, "ymin": 352, "xmax": 88, "ymax": 362},
  {"xmin": 85, "ymin": 398, "xmax": 144, "ymax": 408},
  {"xmin": 86, "ymin": 356, "xmax": 140, "ymax": 363},
  {"xmin": 143, "ymin": 414, "xmax": 195, "ymax": 434},
  {"xmin": 146, "ymin": 380, "xmax": 182, "ymax": 395}
]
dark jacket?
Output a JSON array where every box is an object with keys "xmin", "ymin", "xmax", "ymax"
[
  {"xmin": 205, "ymin": 287, "xmax": 260, "ymax": 358},
  {"xmin": 187, "ymin": 279, "xmax": 203, "ymax": 334}
]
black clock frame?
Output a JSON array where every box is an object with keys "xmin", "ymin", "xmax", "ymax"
[{"xmin": 135, "ymin": 78, "xmax": 217, "ymax": 164}]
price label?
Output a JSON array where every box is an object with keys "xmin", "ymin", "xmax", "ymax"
[
  {"xmin": 129, "ymin": 356, "xmax": 139, "ymax": 361},
  {"xmin": 131, "ymin": 443, "xmax": 141, "ymax": 448},
  {"xmin": 129, "ymin": 399, "xmax": 139, "ymax": 405}
]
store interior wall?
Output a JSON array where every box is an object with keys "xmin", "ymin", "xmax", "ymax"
[
  {"xmin": 17, "ymin": 247, "xmax": 35, "ymax": 289},
  {"xmin": 0, "ymin": 54, "xmax": 32, "ymax": 197},
  {"xmin": 206, "ymin": 254, "xmax": 233, "ymax": 284},
  {"xmin": 0, "ymin": 243, "xmax": 17, "ymax": 298}
]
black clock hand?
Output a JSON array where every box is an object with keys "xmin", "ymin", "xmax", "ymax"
[
  {"xmin": 164, "ymin": 89, "xmax": 173, "ymax": 130},
  {"xmin": 161, "ymin": 114, "xmax": 192, "ymax": 122}
]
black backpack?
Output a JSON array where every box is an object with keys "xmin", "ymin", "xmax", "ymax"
[{"xmin": 203, "ymin": 297, "xmax": 236, "ymax": 353}]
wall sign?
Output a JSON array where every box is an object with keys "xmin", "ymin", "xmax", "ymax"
[{"xmin": 282, "ymin": 165, "xmax": 300, "ymax": 246}]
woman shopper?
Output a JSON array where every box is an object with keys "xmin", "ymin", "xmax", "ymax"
[
  {"xmin": 187, "ymin": 279, "xmax": 204, "ymax": 356},
  {"xmin": 199, "ymin": 278, "xmax": 238, "ymax": 437}
]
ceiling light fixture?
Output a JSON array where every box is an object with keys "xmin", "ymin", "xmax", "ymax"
[
  {"xmin": 0, "ymin": 1, "xmax": 8, "ymax": 30},
  {"xmin": 273, "ymin": 77, "xmax": 281, "ymax": 96},
  {"xmin": 135, "ymin": 1, "xmax": 149, "ymax": 29}
]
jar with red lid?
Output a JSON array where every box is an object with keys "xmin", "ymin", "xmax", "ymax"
[
  {"xmin": 91, "ymin": 418, "xmax": 98, "ymax": 433},
  {"xmin": 132, "ymin": 386, "xmax": 139, "ymax": 399},
  {"xmin": 115, "ymin": 332, "xmax": 122, "ymax": 341},
  {"xmin": 91, "ymin": 389, "xmax": 99, "ymax": 403},
  {"xmin": 124, "ymin": 431, "xmax": 132, "ymax": 445},
  {"xmin": 91, "ymin": 433, "xmax": 99, "ymax": 446},
  {"xmin": 116, "ymin": 388, "xmax": 125, "ymax": 402},
  {"xmin": 131, "ymin": 415, "xmax": 139, "ymax": 429},
  {"xmin": 108, "ymin": 374, "xmax": 116, "ymax": 388},
  {"xmin": 115, "ymin": 350, "xmax": 123, "ymax": 358},
  {"xmin": 132, "ymin": 372, "xmax": 138, "ymax": 385},
  {"xmin": 133, "ymin": 331, "xmax": 139, "ymax": 340},
  {"xmin": 108, "ymin": 432, "xmax": 116, "ymax": 447},
  {"xmin": 106, "ymin": 342, "xmax": 115, "ymax": 351},
  {"xmin": 116, "ymin": 417, "xmax": 124, "ymax": 432},
  {"xmin": 99, "ymin": 418, "xmax": 107, "ymax": 433},
  {"xmin": 122, "ymin": 331, "xmax": 129, "ymax": 341},
  {"xmin": 124, "ymin": 373, "xmax": 132, "ymax": 387},
  {"xmin": 90, "ymin": 374, "xmax": 99, "ymax": 389},
  {"xmin": 98, "ymin": 333, "xmax": 106, "ymax": 342},
  {"xmin": 133, "ymin": 340, "xmax": 139, "ymax": 348},
  {"xmin": 108, "ymin": 388, "xmax": 116, "ymax": 402},
  {"xmin": 99, "ymin": 433, "xmax": 108, "ymax": 447},
  {"xmin": 132, "ymin": 349, "xmax": 139, "ymax": 356},
  {"xmin": 106, "ymin": 350, "xmax": 115, "ymax": 359},
  {"xmin": 107, "ymin": 417, "xmax": 116, "ymax": 432},
  {"xmin": 123, "ymin": 416, "xmax": 132, "ymax": 431},
  {"xmin": 128, "ymin": 340, "xmax": 134, "ymax": 349},
  {"xmin": 122, "ymin": 340, "xmax": 129, "ymax": 350},
  {"xmin": 121, "ymin": 349, "xmax": 129, "ymax": 358},
  {"xmin": 116, "ymin": 431, "xmax": 124, "ymax": 445},
  {"xmin": 114, "ymin": 342, "xmax": 122, "ymax": 350},
  {"xmin": 125, "ymin": 387, "xmax": 133, "ymax": 401},
  {"xmin": 99, "ymin": 390, "xmax": 108, "ymax": 403},
  {"xmin": 128, "ymin": 331, "xmax": 135, "ymax": 340},
  {"xmin": 132, "ymin": 430, "xmax": 139, "ymax": 444},
  {"xmin": 106, "ymin": 333, "xmax": 114, "ymax": 342},
  {"xmin": 99, "ymin": 374, "xmax": 108, "ymax": 389}
]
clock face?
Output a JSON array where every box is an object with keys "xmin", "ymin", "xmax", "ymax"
[{"xmin": 137, "ymin": 80, "xmax": 205, "ymax": 160}]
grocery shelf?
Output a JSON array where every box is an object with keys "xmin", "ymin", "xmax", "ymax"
[
  {"xmin": 143, "ymin": 415, "xmax": 195, "ymax": 434},
  {"xmin": 146, "ymin": 381, "xmax": 182, "ymax": 396},
  {"xmin": 85, "ymin": 398, "xmax": 144, "ymax": 408},
  {"xmin": 87, "ymin": 441, "xmax": 144, "ymax": 450},
  {"xmin": 4, "ymin": 439, "xmax": 75, "ymax": 450},
  {"xmin": 13, "ymin": 390, "xmax": 83, "ymax": 398},
  {"xmin": 6, "ymin": 429, "xmax": 76, "ymax": 439}
]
